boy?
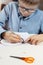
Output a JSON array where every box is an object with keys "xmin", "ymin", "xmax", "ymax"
[{"xmin": 0, "ymin": 0, "xmax": 43, "ymax": 44}]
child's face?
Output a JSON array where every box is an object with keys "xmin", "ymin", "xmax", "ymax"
[{"xmin": 18, "ymin": 1, "xmax": 39, "ymax": 17}]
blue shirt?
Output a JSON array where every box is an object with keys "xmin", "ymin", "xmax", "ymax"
[{"xmin": 0, "ymin": 2, "xmax": 43, "ymax": 36}]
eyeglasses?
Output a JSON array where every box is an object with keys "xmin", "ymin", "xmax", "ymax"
[{"xmin": 18, "ymin": 5, "xmax": 36, "ymax": 12}]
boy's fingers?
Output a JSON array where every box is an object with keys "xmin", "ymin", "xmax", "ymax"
[
  {"xmin": 25, "ymin": 35, "xmax": 35, "ymax": 43},
  {"xmin": 25, "ymin": 36, "xmax": 38, "ymax": 45},
  {"xmin": 36, "ymin": 40, "xmax": 43, "ymax": 45},
  {"xmin": 8, "ymin": 35, "xmax": 24, "ymax": 43},
  {"xmin": 31, "ymin": 39, "xmax": 38, "ymax": 45},
  {"xmin": 25, "ymin": 37, "xmax": 31, "ymax": 43},
  {"xmin": 11, "ymin": 33, "xmax": 21, "ymax": 39},
  {"xmin": 8, "ymin": 37, "xmax": 21, "ymax": 43},
  {"xmin": 5, "ymin": 32, "xmax": 24, "ymax": 43}
]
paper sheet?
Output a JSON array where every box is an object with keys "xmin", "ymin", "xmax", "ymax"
[{"xmin": 1, "ymin": 32, "xmax": 33, "ymax": 46}]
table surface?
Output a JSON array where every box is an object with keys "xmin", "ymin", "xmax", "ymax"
[{"xmin": 0, "ymin": 33, "xmax": 43, "ymax": 65}]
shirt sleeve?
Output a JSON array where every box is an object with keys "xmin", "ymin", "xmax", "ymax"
[{"xmin": 0, "ymin": 3, "xmax": 11, "ymax": 38}]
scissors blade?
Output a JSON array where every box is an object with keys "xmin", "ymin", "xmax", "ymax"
[{"xmin": 10, "ymin": 56, "xmax": 24, "ymax": 59}]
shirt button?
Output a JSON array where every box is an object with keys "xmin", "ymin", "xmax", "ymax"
[{"xmin": 20, "ymin": 27, "xmax": 22, "ymax": 29}]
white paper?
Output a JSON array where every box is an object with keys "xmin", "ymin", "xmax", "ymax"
[{"xmin": 1, "ymin": 32, "xmax": 33, "ymax": 46}]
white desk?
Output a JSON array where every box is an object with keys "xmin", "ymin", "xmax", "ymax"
[{"xmin": 0, "ymin": 32, "xmax": 43, "ymax": 65}]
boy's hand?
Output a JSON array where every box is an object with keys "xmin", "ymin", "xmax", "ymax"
[
  {"xmin": 25, "ymin": 34, "xmax": 43, "ymax": 45},
  {"xmin": 2, "ymin": 31, "xmax": 23, "ymax": 43}
]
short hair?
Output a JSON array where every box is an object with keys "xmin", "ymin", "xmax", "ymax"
[{"xmin": 19, "ymin": 0, "xmax": 40, "ymax": 5}]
